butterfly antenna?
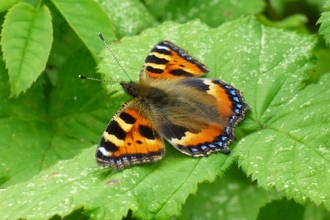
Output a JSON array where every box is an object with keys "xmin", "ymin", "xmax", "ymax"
[
  {"xmin": 98, "ymin": 33, "xmax": 132, "ymax": 81},
  {"xmin": 78, "ymin": 74, "xmax": 116, "ymax": 83}
]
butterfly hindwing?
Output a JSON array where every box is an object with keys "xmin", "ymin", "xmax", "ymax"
[
  {"xmin": 141, "ymin": 41, "xmax": 209, "ymax": 80},
  {"xmin": 153, "ymin": 78, "xmax": 248, "ymax": 156},
  {"xmin": 96, "ymin": 99, "xmax": 165, "ymax": 170}
]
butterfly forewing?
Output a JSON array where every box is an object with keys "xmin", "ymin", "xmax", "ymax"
[
  {"xmin": 96, "ymin": 100, "xmax": 165, "ymax": 170},
  {"xmin": 141, "ymin": 41, "xmax": 209, "ymax": 80}
]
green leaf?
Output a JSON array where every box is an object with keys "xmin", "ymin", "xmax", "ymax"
[
  {"xmin": 318, "ymin": 1, "xmax": 330, "ymax": 46},
  {"xmin": 304, "ymin": 201, "xmax": 330, "ymax": 220},
  {"xmin": 0, "ymin": 146, "xmax": 233, "ymax": 219},
  {"xmin": 270, "ymin": 0, "xmax": 325, "ymax": 19},
  {"xmin": 47, "ymin": 48, "xmax": 113, "ymax": 143},
  {"xmin": 179, "ymin": 165, "xmax": 282, "ymax": 220},
  {"xmin": 1, "ymin": 2, "xmax": 52, "ymax": 97},
  {"xmin": 161, "ymin": 0, "xmax": 265, "ymax": 27},
  {"xmin": 256, "ymin": 14, "xmax": 309, "ymax": 33},
  {"xmin": 237, "ymin": 73, "xmax": 330, "ymax": 210},
  {"xmin": 257, "ymin": 199, "xmax": 304, "ymax": 220},
  {"xmin": 227, "ymin": 16, "xmax": 330, "ymax": 211},
  {"xmin": 0, "ymin": 47, "xmax": 109, "ymax": 187},
  {"xmin": 96, "ymin": 0, "xmax": 158, "ymax": 38},
  {"xmin": 0, "ymin": 0, "xmax": 20, "ymax": 13},
  {"xmin": 142, "ymin": 0, "xmax": 172, "ymax": 20},
  {"xmin": 51, "ymin": 0, "xmax": 116, "ymax": 59}
]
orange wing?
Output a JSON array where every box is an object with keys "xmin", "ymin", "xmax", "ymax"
[
  {"xmin": 96, "ymin": 100, "xmax": 165, "ymax": 170},
  {"xmin": 141, "ymin": 41, "xmax": 209, "ymax": 80}
]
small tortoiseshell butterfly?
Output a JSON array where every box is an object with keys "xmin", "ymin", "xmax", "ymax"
[{"xmin": 96, "ymin": 40, "xmax": 248, "ymax": 170}]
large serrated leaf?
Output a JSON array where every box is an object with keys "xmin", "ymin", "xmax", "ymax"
[
  {"xmin": 0, "ymin": 146, "xmax": 233, "ymax": 219},
  {"xmin": 237, "ymin": 73, "xmax": 330, "ymax": 210},
  {"xmin": 225, "ymin": 17, "xmax": 330, "ymax": 210},
  {"xmin": 96, "ymin": 16, "xmax": 324, "ymax": 217},
  {"xmin": 1, "ymin": 2, "xmax": 52, "ymax": 97}
]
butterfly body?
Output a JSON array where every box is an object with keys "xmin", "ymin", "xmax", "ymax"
[{"xmin": 96, "ymin": 41, "xmax": 248, "ymax": 170}]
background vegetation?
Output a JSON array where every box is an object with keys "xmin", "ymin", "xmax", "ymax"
[{"xmin": 0, "ymin": 0, "xmax": 330, "ymax": 219}]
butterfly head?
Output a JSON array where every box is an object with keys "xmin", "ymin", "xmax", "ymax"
[{"xmin": 120, "ymin": 81, "xmax": 139, "ymax": 97}]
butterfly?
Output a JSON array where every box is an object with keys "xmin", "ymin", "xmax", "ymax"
[{"xmin": 96, "ymin": 40, "xmax": 248, "ymax": 170}]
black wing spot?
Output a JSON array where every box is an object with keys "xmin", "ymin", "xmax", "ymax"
[
  {"xmin": 139, "ymin": 125, "xmax": 156, "ymax": 140},
  {"xmin": 159, "ymin": 123, "xmax": 188, "ymax": 140},
  {"xmin": 170, "ymin": 69, "xmax": 194, "ymax": 77},
  {"xmin": 146, "ymin": 55, "xmax": 169, "ymax": 64},
  {"xmin": 146, "ymin": 66, "xmax": 163, "ymax": 74},
  {"xmin": 180, "ymin": 79, "xmax": 210, "ymax": 91},
  {"xmin": 100, "ymin": 137, "xmax": 119, "ymax": 152},
  {"xmin": 151, "ymin": 47, "xmax": 171, "ymax": 55},
  {"xmin": 119, "ymin": 112, "xmax": 136, "ymax": 124},
  {"xmin": 106, "ymin": 120, "xmax": 126, "ymax": 140}
]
